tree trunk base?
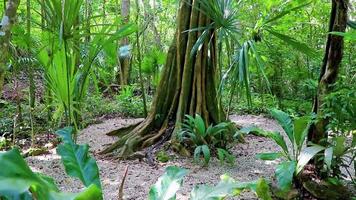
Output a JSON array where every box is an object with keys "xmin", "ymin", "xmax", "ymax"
[{"xmin": 99, "ymin": 117, "xmax": 174, "ymax": 161}]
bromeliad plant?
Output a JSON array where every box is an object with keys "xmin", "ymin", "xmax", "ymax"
[
  {"xmin": 148, "ymin": 166, "xmax": 273, "ymax": 200},
  {"xmin": 256, "ymin": 109, "xmax": 325, "ymax": 193},
  {"xmin": 177, "ymin": 114, "xmax": 236, "ymax": 165},
  {"xmin": 0, "ymin": 127, "xmax": 103, "ymax": 200}
]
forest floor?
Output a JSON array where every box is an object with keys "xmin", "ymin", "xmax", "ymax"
[{"xmin": 26, "ymin": 115, "xmax": 286, "ymax": 200}]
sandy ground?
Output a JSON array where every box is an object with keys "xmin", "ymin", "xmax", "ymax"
[{"xmin": 26, "ymin": 115, "xmax": 286, "ymax": 200}]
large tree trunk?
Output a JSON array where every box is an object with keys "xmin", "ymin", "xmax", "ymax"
[
  {"xmin": 0, "ymin": 0, "xmax": 20, "ymax": 98},
  {"xmin": 101, "ymin": 0, "xmax": 225, "ymax": 158},
  {"xmin": 308, "ymin": 0, "xmax": 348, "ymax": 144},
  {"xmin": 117, "ymin": 0, "xmax": 131, "ymax": 86}
]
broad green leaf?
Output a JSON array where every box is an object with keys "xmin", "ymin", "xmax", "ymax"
[
  {"xmin": 266, "ymin": 29, "xmax": 317, "ymax": 57},
  {"xmin": 190, "ymin": 174, "xmax": 241, "ymax": 200},
  {"xmin": 293, "ymin": 116, "xmax": 310, "ymax": 149},
  {"xmin": 194, "ymin": 145, "xmax": 211, "ymax": 165},
  {"xmin": 270, "ymin": 109, "xmax": 294, "ymax": 144},
  {"xmin": 255, "ymin": 178, "xmax": 273, "ymax": 200},
  {"xmin": 73, "ymin": 184, "xmax": 102, "ymax": 200},
  {"xmin": 194, "ymin": 114, "xmax": 206, "ymax": 137},
  {"xmin": 275, "ymin": 161, "xmax": 296, "ymax": 192},
  {"xmin": 148, "ymin": 166, "xmax": 188, "ymax": 200},
  {"xmin": 256, "ymin": 152, "xmax": 283, "ymax": 161},
  {"xmin": 296, "ymin": 145, "xmax": 325, "ymax": 174},
  {"xmin": 0, "ymin": 148, "xmax": 58, "ymax": 199},
  {"xmin": 56, "ymin": 127, "xmax": 102, "ymax": 189},
  {"xmin": 268, "ymin": 132, "xmax": 289, "ymax": 156},
  {"xmin": 0, "ymin": 149, "xmax": 101, "ymax": 200},
  {"xmin": 324, "ymin": 147, "xmax": 333, "ymax": 170},
  {"xmin": 239, "ymin": 126, "xmax": 268, "ymax": 137}
]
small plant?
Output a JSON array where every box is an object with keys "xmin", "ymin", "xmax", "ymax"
[
  {"xmin": 323, "ymin": 135, "xmax": 355, "ymax": 184},
  {"xmin": 256, "ymin": 109, "xmax": 325, "ymax": 194},
  {"xmin": 148, "ymin": 166, "xmax": 273, "ymax": 200},
  {"xmin": 156, "ymin": 150, "xmax": 171, "ymax": 163},
  {"xmin": 178, "ymin": 114, "xmax": 235, "ymax": 165},
  {"xmin": 115, "ymin": 85, "xmax": 145, "ymax": 117},
  {"xmin": 0, "ymin": 127, "xmax": 103, "ymax": 199}
]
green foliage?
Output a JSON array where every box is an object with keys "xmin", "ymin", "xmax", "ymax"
[
  {"xmin": 256, "ymin": 109, "xmax": 325, "ymax": 193},
  {"xmin": 115, "ymin": 85, "xmax": 146, "ymax": 117},
  {"xmin": 142, "ymin": 47, "xmax": 166, "ymax": 86},
  {"xmin": 37, "ymin": 0, "xmax": 136, "ymax": 128},
  {"xmin": 149, "ymin": 166, "xmax": 273, "ymax": 200},
  {"xmin": 156, "ymin": 150, "xmax": 171, "ymax": 163},
  {"xmin": 148, "ymin": 166, "xmax": 188, "ymax": 200},
  {"xmin": 0, "ymin": 149, "xmax": 101, "ymax": 200},
  {"xmin": 322, "ymin": 135, "xmax": 356, "ymax": 183},
  {"xmin": 178, "ymin": 114, "xmax": 235, "ymax": 165},
  {"xmin": 0, "ymin": 127, "xmax": 102, "ymax": 199},
  {"xmin": 56, "ymin": 127, "xmax": 101, "ymax": 189},
  {"xmin": 322, "ymin": 84, "xmax": 356, "ymax": 133}
]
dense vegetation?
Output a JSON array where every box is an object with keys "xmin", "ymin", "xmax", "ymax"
[{"xmin": 0, "ymin": 0, "xmax": 355, "ymax": 199}]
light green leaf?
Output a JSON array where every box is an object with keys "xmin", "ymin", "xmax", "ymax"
[
  {"xmin": 266, "ymin": 29, "xmax": 317, "ymax": 57},
  {"xmin": 293, "ymin": 116, "xmax": 310, "ymax": 150},
  {"xmin": 333, "ymin": 136, "xmax": 346, "ymax": 157},
  {"xmin": 297, "ymin": 145, "xmax": 325, "ymax": 174},
  {"xmin": 264, "ymin": 2, "xmax": 312, "ymax": 24},
  {"xmin": 256, "ymin": 152, "xmax": 283, "ymax": 161},
  {"xmin": 324, "ymin": 147, "xmax": 333, "ymax": 170},
  {"xmin": 148, "ymin": 166, "xmax": 188, "ymax": 200},
  {"xmin": 329, "ymin": 31, "xmax": 356, "ymax": 41},
  {"xmin": 190, "ymin": 174, "xmax": 240, "ymax": 200},
  {"xmin": 255, "ymin": 178, "xmax": 273, "ymax": 200}
]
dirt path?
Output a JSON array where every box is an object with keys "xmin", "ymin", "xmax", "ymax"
[{"xmin": 27, "ymin": 115, "xmax": 285, "ymax": 200}]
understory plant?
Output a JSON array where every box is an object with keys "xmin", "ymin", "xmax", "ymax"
[
  {"xmin": 0, "ymin": 127, "xmax": 102, "ymax": 200},
  {"xmin": 148, "ymin": 166, "xmax": 273, "ymax": 200},
  {"xmin": 177, "ymin": 114, "xmax": 236, "ymax": 165},
  {"xmin": 256, "ymin": 109, "xmax": 325, "ymax": 194},
  {"xmin": 323, "ymin": 135, "xmax": 355, "ymax": 184},
  {"xmin": 37, "ymin": 0, "xmax": 136, "ymax": 129}
]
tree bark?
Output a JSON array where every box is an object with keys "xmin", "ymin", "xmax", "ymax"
[
  {"xmin": 0, "ymin": 0, "xmax": 20, "ymax": 98},
  {"xmin": 101, "ymin": 0, "xmax": 225, "ymax": 158},
  {"xmin": 117, "ymin": 0, "xmax": 131, "ymax": 86},
  {"xmin": 308, "ymin": 0, "xmax": 348, "ymax": 144}
]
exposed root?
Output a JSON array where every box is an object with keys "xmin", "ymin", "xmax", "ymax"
[{"xmin": 106, "ymin": 121, "xmax": 142, "ymax": 136}]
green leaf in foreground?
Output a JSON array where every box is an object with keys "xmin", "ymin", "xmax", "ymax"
[
  {"xmin": 296, "ymin": 145, "xmax": 325, "ymax": 174},
  {"xmin": 56, "ymin": 127, "xmax": 102, "ymax": 189},
  {"xmin": 148, "ymin": 166, "xmax": 188, "ymax": 200},
  {"xmin": 0, "ymin": 148, "xmax": 102, "ymax": 200},
  {"xmin": 275, "ymin": 161, "xmax": 296, "ymax": 192},
  {"xmin": 255, "ymin": 178, "xmax": 273, "ymax": 200}
]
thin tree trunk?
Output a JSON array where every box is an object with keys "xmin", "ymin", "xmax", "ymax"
[
  {"xmin": 0, "ymin": 0, "xmax": 20, "ymax": 98},
  {"xmin": 27, "ymin": 0, "xmax": 35, "ymax": 108},
  {"xmin": 101, "ymin": 0, "xmax": 225, "ymax": 158},
  {"xmin": 135, "ymin": 0, "xmax": 148, "ymax": 117},
  {"xmin": 118, "ymin": 0, "xmax": 131, "ymax": 86},
  {"xmin": 308, "ymin": 0, "xmax": 348, "ymax": 144}
]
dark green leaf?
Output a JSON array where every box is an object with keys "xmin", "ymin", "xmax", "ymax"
[
  {"xmin": 56, "ymin": 127, "xmax": 101, "ymax": 189},
  {"xmin": 275, "ymin": 161, "xmax": 296, "ymax": 192}
]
